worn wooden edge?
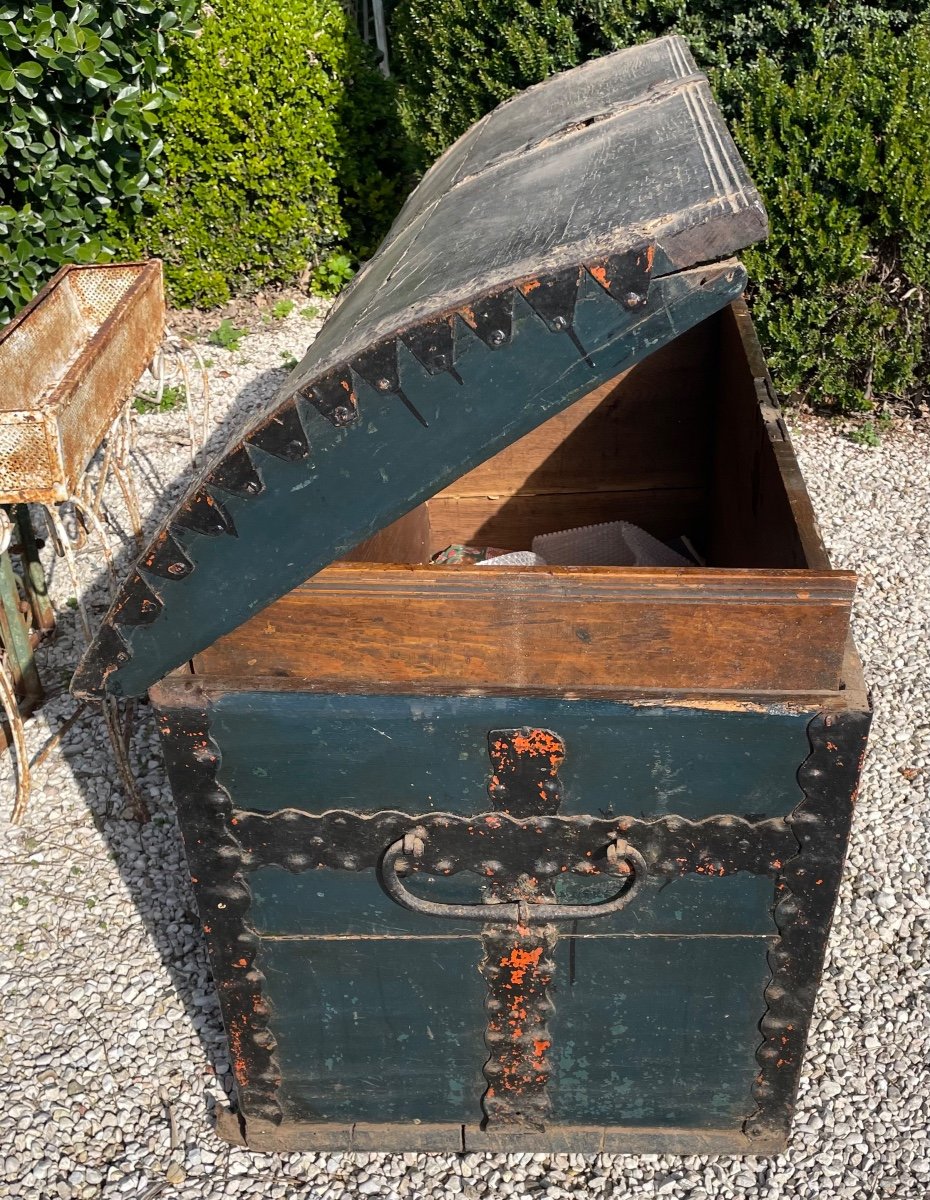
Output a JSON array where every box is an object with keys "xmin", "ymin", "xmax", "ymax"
[
  {"xmin": 190, "ymin": 555, "xmax": 858, "ymax": 695},
  {"xmin": 724, "ymin": 301, "xmax": 832, "ymax": 573},
  {"xmin": 214, "ymin": 1107, "xmax": 786, "ymax": 1155},
  {"xmin": 151, "ymin": 661, "xmax": 870, "ymax": 716},
  {"xmin": 838, "ymin": 634, "xmax": 869, "ymax": 712},
  {"xmin": 265, "ymin": 561, "xmax": 857, "ymax": 603}
]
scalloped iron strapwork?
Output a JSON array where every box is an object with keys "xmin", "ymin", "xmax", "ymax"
[
  {"xmin": 157, "ymin": 707, "xmax": 284, "ymax": 1129},
  {"xmin": 744, "ymin": 710, "xmax": 871, "ymax": 1145}
]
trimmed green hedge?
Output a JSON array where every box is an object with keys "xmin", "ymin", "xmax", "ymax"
[
  {"xmin": 391, "ymin": 2, "xmax": 930, "ymax": 411},
  {"xmin": 729, "ymin": 30, "xmax": 930, "ymax": 412},
  {"xmin": 0, "ymin": 0, "xmax": 197, "ymax": 324},
  {"xmin": 391, "ymin": 2, "xmax": 928, "ymax": 164},
  {"xmin": 121, "ymin": 0, "xmax": 410, "ymax": 307},
  {"xmin": 391, "ymin": 0, "xmax": 582, "ymax": 162}
]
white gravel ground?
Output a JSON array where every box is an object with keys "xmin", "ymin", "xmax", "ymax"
[{"xmin": 0, "ymin": 314, "xmax": 928, "ymax": 1199}]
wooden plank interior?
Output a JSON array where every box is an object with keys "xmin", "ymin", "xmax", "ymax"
[
  {"xmin": 426, "ymin": 321, "xmax": 715, "ymax": 554},
  {"xmin": 342, "ymin": 506, "xmax": 430, "ymax": 565},
  {"xmin": 194, "ymin": 563, "xmax": 855, "ymax": 694},
  {"xmin": 707, "ymin": 302, "xmax": 830, "ymax": 570},
  {"xmin": 425, "ymin": 490, "xmax": 700, "ymax": 553}
]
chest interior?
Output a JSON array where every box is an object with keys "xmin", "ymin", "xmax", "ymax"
[{"xmin": 192, "ymin": 302, "xmax": 855, "ymax": 698}]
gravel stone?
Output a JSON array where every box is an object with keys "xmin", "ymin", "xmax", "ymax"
[{"xmin": 0, "ymin": 318, "xmax": 928, "ymax": 1199}]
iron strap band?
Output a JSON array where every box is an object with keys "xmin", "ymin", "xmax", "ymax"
[{"xmin": 230, "ymin": 807, "xmax": 797, "ymax": 882}]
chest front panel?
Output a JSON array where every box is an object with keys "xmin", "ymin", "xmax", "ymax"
[{"xmin": 158, "ymin": 689, "xmax": 868, "ymax": 1152}]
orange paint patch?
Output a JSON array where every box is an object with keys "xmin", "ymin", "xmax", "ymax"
[
  {"xmin": 500, "ymin": 945, "xmax": 543, "ymax": 985},
  {"xmin": 227, "ymin": 1017, "xmax": 249, "ymax": 1086}
]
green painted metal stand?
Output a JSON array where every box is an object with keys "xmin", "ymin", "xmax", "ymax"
[{"xmin": 0, "ymin": 504, "xmax": 52, "ymax": 748}]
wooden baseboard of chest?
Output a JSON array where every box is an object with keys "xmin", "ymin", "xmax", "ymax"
[{"xmin": 215, "ymin": 1108, "xmax": 788, "ymax": 1154}]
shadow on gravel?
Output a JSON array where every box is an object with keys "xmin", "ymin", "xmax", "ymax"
[{"xmin": 20, "ymin": 359, "xmax": 295, "ymax": 1129}]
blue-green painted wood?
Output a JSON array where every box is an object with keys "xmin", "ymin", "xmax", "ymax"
[
  {"xmin": 213, "ymin": 691, "xmax": 811, "ymax": 821},
  {"xmin": 251, "ymin": 868, "xmax": 485, "ymax": 938},
  {"xmin": 548, "ymin": 935, "xmax": 772, "ymax": 1127},
  {"xmin": 256, "ymin": 930, "xmax": 772, "ymax": 1127},
  {"xmin": 261, "ymin": 938, "xmax": 488, "ymax": 1123},
  {"xmin": 248, "ymin": 866, "xmax": 776, "ymax": 938}
]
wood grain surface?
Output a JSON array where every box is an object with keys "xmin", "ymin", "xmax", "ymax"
[{"xmin": 194, "ymin": 563, "xmax": 854, "ymax": 694}]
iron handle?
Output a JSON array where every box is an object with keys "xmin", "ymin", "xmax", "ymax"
[{"xmin": 378, "ymin": 827, "xmax": 647, "ymax": 923}]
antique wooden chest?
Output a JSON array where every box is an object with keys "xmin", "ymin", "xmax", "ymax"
[{"xmin": 75, "ymin": 36, "xmax": 870, "ymax": 1154}]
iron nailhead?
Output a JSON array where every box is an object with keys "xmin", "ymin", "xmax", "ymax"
[
  {"xmin": 623, "ymin": 291, "xmax": 644, "ymax": 308},
  {"xmin": 333, "ymin": 405, "xmax": 353, "ymax": 426},
  {"xmin": 375, "ymin": 377, "xmax": 392, "ymax": 391},
  {"xmin": 487, "ymin": 329, "xmax": 506, "ymax": 347}
]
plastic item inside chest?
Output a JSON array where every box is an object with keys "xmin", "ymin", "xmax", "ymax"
[{"xmin": 75, "ymin": 36, "xmax": 870, "ymax": 1153}]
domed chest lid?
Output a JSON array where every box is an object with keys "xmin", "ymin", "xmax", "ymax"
[{"xmin": 74, "ymin": 34, "xmax": 766, "ymax": 699}]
